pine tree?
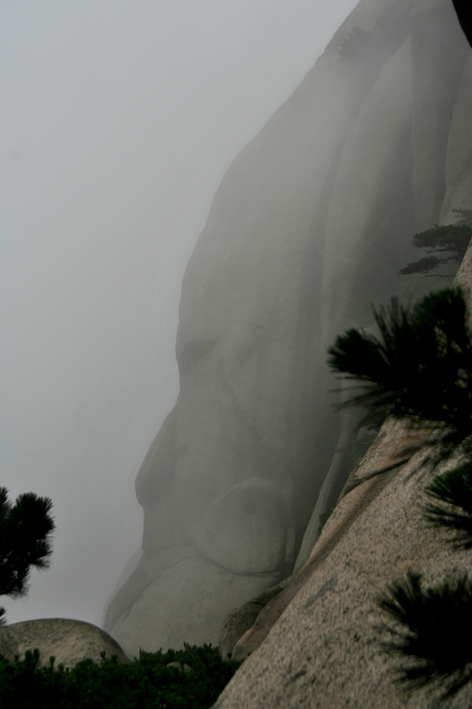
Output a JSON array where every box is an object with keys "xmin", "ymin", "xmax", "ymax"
[
  {"xmin": 327, "ymin": 288, "xmax": 472, "ymax": 444},
  {"xmin": 423, "ymin": 463, "xmax": 472, "ymax": 549},
  {"xmin": 399, "ymin": 210, "xmax": 472, "ymax": 277},
  {"xmin": 0, "ymin": 487, "xmax": 55, "ymax": 623},
  {"xmin": 378, "ymin": 572, "xmax": 472, "ymax": 699}
]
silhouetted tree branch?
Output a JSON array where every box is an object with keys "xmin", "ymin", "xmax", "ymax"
[
  {"xmin": 0, "ymin": 488, "xmax": 55, "ymax": 624},
  {"xmin": 399, "ymin": 212, "xmax": 472, "ymax": 277}
]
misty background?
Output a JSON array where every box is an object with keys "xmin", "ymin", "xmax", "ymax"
[{"xmin": 0, "ymin": 0, "xmax": 357, "ymax": 627}]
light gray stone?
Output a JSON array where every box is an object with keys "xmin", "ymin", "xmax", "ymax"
[
  {"xmin": 410, "ymin": 0, "xmax": 470, "ymax": 230},
  {"xmin": 225, "ymin": 417, "xmax": 436, "ymax": 662},
  {"xmin": 294, "ymin": 408, "xmax": 375, "ymax": 570},
  {"xmin": 212, "ymin": 212, "xmax": 472, "ymax": 706},
  {"xmin": 218, "ymin": 582, "xmax": 288, "ymax": 660},
  {"xmin": 213, "ymin": 422, "xmax": 472, "ymax": 707},
  {"xmin": 0, "ymin": 618, "xmax": 129, "ymax": 668},
  {"xmin": 218, "ymin": 603, "xmax": 262, "ymax": 663},
  {"xmin": 108, "ymin": 552, "xmax": 280, "ymax": 658},
  {"xmin": 441, "ymin": 53, "xmax": 472, "ymax": 223},
  {"xmin": 106, "ymin": 0, "xmax": 472, "ymax": 656},
  {"xmin": 166, "ymin": 661, "xmax": 193, "ymax": 673},
  {"xmin": 194, "ymin": 478, "xmax": 289, "ymax": 575}
]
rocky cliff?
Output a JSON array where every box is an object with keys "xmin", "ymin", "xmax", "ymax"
[
  {"xmin": 105, "ymin": 0, "xmax": 472, "ymax": 659},
  {"xmin": 213, "ymin": 241, "xmax": 472, "ymax": 706}
]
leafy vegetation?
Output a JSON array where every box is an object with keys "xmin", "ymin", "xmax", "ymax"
[
  {"xmin": 327, "ymin": 287, "xmax": 472, "ymax": 442},
  {"xmin": 0, "ymin": 488, "xmax": 55, "ymax": 623},
  {"xmin": 0, "ymin": 644, "xmax": 241, "ymax": 709},
  {"xmin": 377, "ymin": 572, "xmax": 472, "ymax": 699}
]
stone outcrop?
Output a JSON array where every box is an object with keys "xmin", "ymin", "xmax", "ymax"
[
  {"xmin": 218, "ymin": 581, "xmax": 291, "ymax": 661},
  {"xmin": 219, "ymin": 417, "xmax": 437, "ymax": 662},
  {"xmin": 213, "ymin": 425, "xmax": 472, "ymax": 707},
  {"xmin": 106, "ymin": 0, "xmax": 472, "ymax": 656},
  {"xmin": 213, "ymin": 214, "xmax": 472, "ymax": 704},
  {"xmin": 214, "ymin": 249, "xmax": 472, "ymax": 704},
  {"xmin": 106, "ymin": 546, "xmax": 281, "ymax": 657},
  {"xmin": 0, "ymin": 618, "xmax": 129, "ymax": 668}
]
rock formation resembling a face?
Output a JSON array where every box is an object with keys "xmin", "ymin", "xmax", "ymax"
[{"xmin": 105, "ymin": 0, "xmax": 472, "ymax": 657}]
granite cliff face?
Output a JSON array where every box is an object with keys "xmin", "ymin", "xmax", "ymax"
[
  {"xmin": 213, "ymin": 415, "xmax": 472, "ymax": 707},
  {"xmin": 213, "ymin": 242, "xmax": 472, "ymax": 707},
  {"xmin": 105, "ymin": 0, "xmax": 472, "ymax": 657}
]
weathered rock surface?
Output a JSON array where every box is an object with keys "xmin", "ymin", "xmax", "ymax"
[
  {"xmin": 218, "ymin": 581, "xmax": 290, "ymax": 661},
  {"xmin": 222, "ymin": 417, "xmax": 436, "ymax": 662},
  {"xmin": 0, "ymin": 618, "xmax": 129, "ymax": 668},
  {"xmin": 212, "ymin": 224, "xmax": 472, "ymax": 704},
  {"xmin": 107, "ymin": 550, "xmax": 280, "ymax": 658},
  {"xmin": 213, "ymin": 424, "xmax": 472, "ymax": 707},
  {"xmin": 106, "ymin": 0, "xmax": 472, "ymax": 656}
]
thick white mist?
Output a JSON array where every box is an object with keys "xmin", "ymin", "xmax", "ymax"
[{"xmin": 0, "ymin": 0, "xmax": 357, "ymax": 626}]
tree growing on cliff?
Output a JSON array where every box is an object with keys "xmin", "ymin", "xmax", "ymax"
[
  {"xmin": 399, "ymin": 210, "xmax": 472, "ymax": 277},
  {"xmin": 377, "ymin": 571, "xmax": 472, "ymax": 700},
  {"xmin": 327, "ymin": 287, "xmax": 472, "ymax": 444},
  {"xmin": 376, "ymin": 461, "xmax": 472, "ymax": 700},
  {"xmin": 0, "ymin": 488, "xmax": 55, "ymax": 623},
  {"xmin": 423, "ymin": 462, "xmax": 472, "ymax": 549}
]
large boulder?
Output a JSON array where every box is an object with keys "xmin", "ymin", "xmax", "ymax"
[
  {"xmin": 0, "ymin": 618, "xmax": 129, "ymax": 668},
  {"xmin": 107, "ymin": 550, "xmax": 281, "ymax": 658},
  {"xmin": 105, "ymin": 0, "xmax": 472, "ymax": 656}
]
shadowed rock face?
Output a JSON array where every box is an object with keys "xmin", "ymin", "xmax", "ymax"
[
  {"xmin": 213, "ymin": 238, "xmax": 472, "ymax": 706},
  {"xmin": 452, "ymin": 0, "xmax": 472, "ymax": 47},
  {"xmin": 213, "ymin": 420, "xmax": 472, "ymax": 707},
  {"xmin": 211, "ymin": 239, "xmax": 472, "ymax": 709},
  {"xmin": 105, "ymin": 0, "xmax": 472, "ymax": 656}
]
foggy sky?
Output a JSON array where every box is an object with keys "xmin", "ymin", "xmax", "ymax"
[{"xmin": 0, "ymin": 0, "xmax": 358, "ymax": 627}]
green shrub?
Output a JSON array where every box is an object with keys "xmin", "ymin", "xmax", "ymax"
[
  {"xmin": 0, "ymin": 644, "xmax": 241, "ymax": 709},
  {"xmin": 377, "ymin": 572, "xmax": 472, "ymax": 699}
]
